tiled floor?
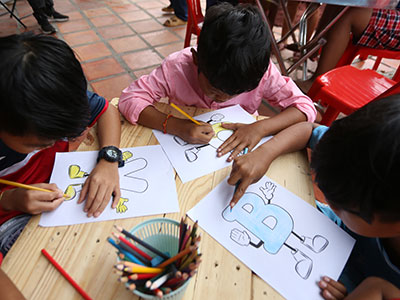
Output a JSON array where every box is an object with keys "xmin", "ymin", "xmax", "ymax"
[{"xmin": 1, "ymin": 0, "xmax": 399, "ymax": 117}]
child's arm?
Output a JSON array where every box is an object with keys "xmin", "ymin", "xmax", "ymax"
[
  {"xmin": 138, "ymin": 106, "xmax": 214, "ymax": 144},
  {"xmin": 0, "ymin": 184, "xmax": 64, "ymax": 215},
  {"xmin": 218, "ymin": 62, "xmax": 316, "ymax": 161},
  {"xmin": 0, "ymin": 268, "xmax": 25, "ymax": 299},
  {"xmin": 319, "ymin": 276, "xmax": 400, "ymax": 300},
  {"xmin": 229, "ymin": 121, "xmax": 317, "ymax": 207},
  {"xmin": 218, "ymin": 106, "xmax": 307, "ymax": 161},
  {"xmin": 77, "ymin": 104, "xmax": 121, "ymax": 218}
]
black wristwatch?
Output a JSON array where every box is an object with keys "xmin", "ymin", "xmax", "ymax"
[{"xmin": 97, "ymin": 146, "xmax": 124, "ymax": 168}]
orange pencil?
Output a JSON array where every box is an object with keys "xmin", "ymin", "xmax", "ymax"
[
  {"xmin": 0, "ymin": 178, "xmax": 69, "ymax": 198},
  {"xmin": 157, "ymin": 246, "xmax": 196, "ymax": 268},
  {"xmin": 170, "ymin": 103, "xmax": 201, "ymax": 125}
]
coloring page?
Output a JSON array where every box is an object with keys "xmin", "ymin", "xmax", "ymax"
[
  {"xmin": 39, "ymin": 145, "xmax": 179, "ymax": 227},
  {"xmin": 187, "ymin": 176, "xmax": 355, "ymax": 300},
  {"xmin": 154, "ymin": 105, "xmax": 271, "ymax": 183}
]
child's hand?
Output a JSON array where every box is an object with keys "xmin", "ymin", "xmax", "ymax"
[
  {"xmin": 0, "ymin": 183, "xmax": 64, "ymax": 214},
  {"xmin": 344, "ymin": 277, "xmax": 400, "ymax": 300},
  {"xmin": 177, "ymin": 120, "xmax": 214, "ymax": 144},
  {"xmin": 318, "ymin": 276, "xmax": 347, "ymax": 300},
  {"xmin": 217, "ymin": 122, "xmax": 264, "ymax": 161},
  {"xmin": 78, "ymin": 159, "xmax": 121, "ymax": 218},
  {"xmin": 228, "ymin": 148, "xmax": 272, "ymax": 207}
]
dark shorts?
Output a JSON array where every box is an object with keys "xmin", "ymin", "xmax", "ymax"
[{"xmin": 357, "ymin": 8, "xmax": 400, "ymax": 50}]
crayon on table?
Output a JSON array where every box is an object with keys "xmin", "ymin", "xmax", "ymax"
[{"xmin": 41, "ymin": 249, "xmax": 92, "ymax": 300}]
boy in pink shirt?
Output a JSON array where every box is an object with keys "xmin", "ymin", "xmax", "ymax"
[{"xmin": 119, "ymin": 3, "xmax": 316, "ymax": 151}]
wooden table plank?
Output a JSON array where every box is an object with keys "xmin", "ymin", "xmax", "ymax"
[{"xmin": 2, "ymin": 103, "xmax": 314, "ymax": 300}]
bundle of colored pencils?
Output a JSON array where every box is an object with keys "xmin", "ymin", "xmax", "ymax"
[{"xmin": 109, "ymin": 218, "xmax": 201, "ymax": 298}]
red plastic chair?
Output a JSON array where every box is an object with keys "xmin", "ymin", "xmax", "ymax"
[
  {"xmin": 184, "ymin": 0, "xmax": 204, "ymax": 48},
  {"xmin": 308, "ymin": 65, "xmax": 399, "ymax": 125},
  {"xmin": 336, "ymin": 37, "xmax": 400, "ymax": 81}
]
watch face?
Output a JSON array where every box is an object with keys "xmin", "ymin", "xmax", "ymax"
[{"xmin": 106, "ymin": 149, "xmax": 118, "ymax": 159}]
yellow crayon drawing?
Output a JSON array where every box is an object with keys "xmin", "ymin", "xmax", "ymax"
[
  {"xmin": 63, "ymin": 151, "xmax": 147, "ymax": 214},
  {"xmin": 116, "ymin": 197, "xmax": 129, "ymax": 213}
]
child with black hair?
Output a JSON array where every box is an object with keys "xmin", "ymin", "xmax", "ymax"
[
  {"xmin": 0, "ymin": 33, "xmax": 122, "ymax": 258},
  {"xmin": 228, "ymin": 95, "xmax": 400, "ymax": 299},
  {"xmin": 119, "ymin": 3, "xmax": 316, "ymax": 146}
]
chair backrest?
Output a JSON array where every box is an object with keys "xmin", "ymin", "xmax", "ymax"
[
  {"xmin": 184, "ymin": 0, "xmax": 204, "ymax": 48},
  {"xmin": 336, "ymin": 36, "xmax": 400, "ymax": 81}
]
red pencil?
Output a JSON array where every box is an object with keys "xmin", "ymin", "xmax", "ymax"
[
  {"xmin": 41, "ymin": 249, "xmax": 92, "ymax": 300},
  {"xmin": 114, "ymin": 233, "xmax": 152, "ymax": 260}
]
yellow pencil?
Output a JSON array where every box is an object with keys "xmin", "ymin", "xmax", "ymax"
[
  {"xmin": 0, "ymin": 178, "xmax": 69, "ymax": 199},
  {"xmin": 123, "ymin": 266, "xmax": 163, "ymax": 274},
  {"xmin": 170, "ymin": 103, "xmax": 201, "ymax": 125}
]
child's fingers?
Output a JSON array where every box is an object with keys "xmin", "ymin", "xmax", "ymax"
[
  {"xmin": 323, "ymin": 277, "xmax": 347, "ymax": 295},
  {"xmin": 319, "ymin": 277, "xmax": 346, "ymax": 300},
  {"xmin": 217, "ymin": 137, "xmax": 239, "ymax": 156},
  {"xmin": 227, "ymin": 143, "xmax": 247, "ymax": 162},
  {"xmin": 38, "ymin": 197, "xmax": 64, "ymax": 212},
  {"xmin": 230, "ymin": 178, "xmax": 251, "ymax": 208},
  {"xmin": 78, "ymin": 181, "xmax": 89, "ymax": 204},
  {"xmin": 220, "ymin": 122, "xmax": 240, "ymax": 130},
  {"xmin": 93, "ymin": 190, "xmax": 113, "ymax": 218},
  {"xmin": 111, "ymin": 188, "xmax": 121, "ymax": 209},
  {"xmin": 87, "ymin": 185, "xmax": 108, "ymax": 217}
]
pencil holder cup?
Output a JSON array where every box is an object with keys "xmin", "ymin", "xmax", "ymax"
[{"xmin": 128, "ymin": 218, "xmax": 191, "ymax": 300}]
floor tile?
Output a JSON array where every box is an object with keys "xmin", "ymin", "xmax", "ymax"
[
  {"xmin": 63, "ymin": 30, "xmax": 100, "ymax": 46},
  {"xmin": 82, "ymin": 57, "xmax": 125, "ymax": 81},
  {"xmin": 155, "ymin": 42, "xmax": 183, "ymax": 58},
  {"xmin": 74, "ymin": 1, "xmax": 106, "ymax": 10},
  {"xmin": 142, "ymin": 29, "xmax": 180, "ymax": 47},
  {"xmin": 66, "ymin": 11, "xmax": 84, "ymax": 21},
  {"xmin": 57, "ymin": 19, "xmax": 91, "ymax": 33},
  {"xmin": 136, "ymin": 1, "xmax": 165, "ymax": 9},
  {"xmin": 129, "ymin": 19, "xmax": 164, "ymax": 33},
  {"xmin": 119, "ymin": 10, "xmax": 150, "ymax": 22},
  {"xmin": 83, "ymin": 7, "xmax": 113, "ymax": 18},
  {"xmin": 90, "ymin": 14, "xmax": 122, "ymax": 27},
  {"xmin": 104, "ymin": 0, "xmax": 131, "ymax": 6},
  {"xmin": 171, "ymin": 26, "xmax": 187, "ymax": 39},
  {"xmin": 122, "ymin": 49, "xmax": 163, "ymax": 70},
  {"xmin": 74, "ymin": 42, "xmax": 112, "ymax": 62},
  {"xmin": 146, "ymin": 7, "xmax": 172, "ymax": 18},
  {"xmin": 108, "ymin": 35, "xmax": 147, "ymax": 53},
  {"xmin": 91, "ymin": 74, "xmax": 133, "ymax": 100},
  {"xmin": 109, "ymin": 3, "xmax": 140, "ymax": 13},
  {"xmin": 97, "ymin": 23, "xmax": 134, "ymax": 39}
]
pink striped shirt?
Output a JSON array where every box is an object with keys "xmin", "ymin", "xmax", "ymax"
[{"xmin": 119, "ymin": 47, "xmax": 316, "ymax": 123}]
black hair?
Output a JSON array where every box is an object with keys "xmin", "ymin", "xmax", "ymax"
[
  {"xmin": 197, "ymin": 3, "xmax": 270, "ymax": 95},
  {"xmin": 0, "ymin": 33, "xmax": 90, "ymax": 140},
  {"xmin": 311, "ymin": 95, "xmax": 400, "ymax": 224}
]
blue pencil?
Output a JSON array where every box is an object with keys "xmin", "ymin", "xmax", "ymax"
[{"xmin": 107, "ymin": 237, "xmax": 145, "ymax": 266}]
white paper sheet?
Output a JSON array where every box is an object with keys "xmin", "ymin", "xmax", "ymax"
[
  {"xmin": 154, "ymin": 105, "xmax": 271, "ymax": 183},
  {"xmin": 187, "ymin": 176, "xmax": 355, "ymax": 300},
  {"xmin": 39, "ymin": 145, "xmax": 179, "ymax": 227}
]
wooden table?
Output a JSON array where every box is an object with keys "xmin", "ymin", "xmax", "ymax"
[{"xmin": 2, "ymin": 103, "xmax": 315, "ymax": 300}]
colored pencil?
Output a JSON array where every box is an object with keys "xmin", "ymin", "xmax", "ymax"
[
  {"xmin": 107, "ymin": 237, "xmax": 145, "ymax": 266},
  {"xmin": 112, "ymin": 234, "xmax": 151, "ymax": 265},
  {"xmin": 114, "ymin": 225, "xmax": 169, "ymax": 260},
  {"xmin": 113, "ymin": 232, "xmax": 153, "ymax": 260},
  {"xmin": 157, "ymin": 246, "xmax": 195, "ymax": 268},
  {"xmin": 123, "ymin": 266, "xmax": 163, "ymax": 274},
  {"xmin": 0, "ymin": 178, "xmax": 69, "ymax": 198},
  {"xmin": 129, "ymin": 273, "xmax": 157, "ymax": 280},
  {"xmin": 170, "ymin": 103, "xmax": 201, "ymax": 125},
  {"xmin": 41, "ymin": 249, "xmax": 92, "ymax": 300}
]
